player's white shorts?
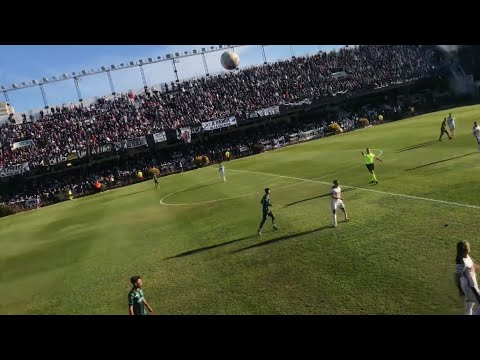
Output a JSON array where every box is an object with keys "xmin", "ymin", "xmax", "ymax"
[
  {"xmin": 461, "ymin": 277, "xmax": 480, "ymax": 304},
  {"xmin": 331, "ymin": 200, "xmax": 345, "ymax": 211}
]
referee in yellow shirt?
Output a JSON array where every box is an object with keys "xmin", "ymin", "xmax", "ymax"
[
  {"xmin": 225, "ymin": 150, "xmax": 231, "ymax": 161},
  {"xmin": 362, "ymin": 148, "xmax": 383, "ymax": 184}
]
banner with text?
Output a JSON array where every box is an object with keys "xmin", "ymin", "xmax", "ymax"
[
  {"xmin": 0, "ymin": 162, "xmax": 30, "ymax": 177},
  {"xmin": 202, "ymin": 116, "xmax": 237, "ymax": 131},
  {"xmin": 247, "ymin": 106, "xmax": 280, "ymax": 119},
  {"xmin": 12, "ymin": 139, "xmax": 35, "ymax": 150},
  {"xmin": 114, "ymin": 136, "xmax": 147, "ymax": 151},
  {"xmin": 153, "ymin": 131, "xmax": 167, "ymax": 143},
  {"xmin": 281, "ymin": 99, "xmax": 312, "ymax": 107},
  {"xmin": 289, "ymin": 128, "xmax": 324, "ymax": 144},
  {"xmin": 76, "ymin": 144, "xmax": 113, "ymax": 158}
]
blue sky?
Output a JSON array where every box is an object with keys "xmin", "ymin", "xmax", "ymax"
[{"xmin": 0, "ymin": 45, "xmax": 345, "ymax": 113}]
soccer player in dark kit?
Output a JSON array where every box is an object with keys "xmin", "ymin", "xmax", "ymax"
[
  {"xmin": 439, "ymin": 118, "xmax": 451, "ymax": 141},
  {"xmin": 257, "ymin": 188, "xmax": 279, "ymax": 235}
]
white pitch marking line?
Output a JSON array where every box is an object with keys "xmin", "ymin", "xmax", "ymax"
[
  {"xmin": 159, "ymin": 149, "xmax": 385, "ymax": 207},
  {"xmin": 159, "ymin": 179, "xmax": 306, "ymax": 206},
  {"xmin": 230, "ymin": 169, "xmax": 480, "ymax": 210}
]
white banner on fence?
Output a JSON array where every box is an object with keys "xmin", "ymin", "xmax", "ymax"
[
  {"xmin": 0, "ymin": 162, "xmax": 30, "ymax": 177},
  {"xmin": 247, "ymin": 106, "xmax": 280, "ymax": 119},
  {"xmin": 153, "ymin": 131, "xmax": 167, "ymax": 143},
  {"xmin": 114, "ymin": 136, "xmax": 148, "ymax": 151},
  {"xmin": 289, "ymin": 128, "xmax": 323, "ymax": 143},
  {"xmin": 202, "ymin": 116, "xmax": 237, "ymax": 131},
  {"xmin": 62, "ymin": 144, "xmax": 113, "ymax": 161},
  {"xmin": 12, "ymin": 139, "xmax": 35, "ymax": 150},
  {"xmin": 239, "ymin": 146, "xmax": 249, "ymax": 153},
  {"xmin": 281, "ymin": 99, "xmax": 312, "ymax": 107}
]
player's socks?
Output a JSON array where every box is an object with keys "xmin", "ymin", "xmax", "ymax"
[
  {"xmin": 257, "ymin": 229, "xmax": 262, "ymax": 235},
  {"xmin": 333, "ymin": 213, "xmax": 337, "ymax": 227},
  {"xmin": 465, "ymin": 302, "xmax": 474, "ymax": 315}
]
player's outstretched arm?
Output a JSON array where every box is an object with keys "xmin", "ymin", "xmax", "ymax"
[
  {"xmin": 144, "ymin": 300, "xmax": 153, "ymax": 313},
  {"xmin": 376, "ymin": 157, "xmax": 384, "ymax": 163}
]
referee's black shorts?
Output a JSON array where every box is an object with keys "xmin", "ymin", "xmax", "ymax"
[{"xmin": 365, "ymin": 163, "xmax": 375, "ymax": 172}]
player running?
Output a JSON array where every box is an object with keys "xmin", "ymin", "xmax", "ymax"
[
  {"xmin": 153, "ymin": 172, "xmax": 159, "ymax": 189},
  {"xmin": 447, "ymin": 113, "xmax": 456, "ymax": 138},
  {"xmin": 331, "ymin": 180, "xmax": 349, "ymax": 227},
  {"xmin": 219, "ymin": 163, "xmax": 226, "ymax": 182},
  {"xmin": 473, "ymin": 122, "xmax": 480, "ymax": 151},
  {"xmin": 439, "ymin": 118, "xmax": 451, "ymax": 141},
  {"xmin": 257, "ymin": 188, "xmax": 278, "ymax": 235},
  {"xmin": 361, "ymin": 148, "xmax": 383, "ymax": 184}
]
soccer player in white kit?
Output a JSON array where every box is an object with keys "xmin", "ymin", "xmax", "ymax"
[
  {"xmin": 447, "ymin": 113, "xmax": 456, "ymax": 138},
  {"xmin": 455, "ymin": 241, "xmax": 480, "ymax": 315},
  {"xmin": 219, "ymin": 163, "xmax": 226, "ymax": 182},
  {"xmin": 331, "ymin": 180, "xmax": 349, "ymax": 227},
  {"xmin": 473, "ymin": 121, "xmax": 480, "ymax": 151}
]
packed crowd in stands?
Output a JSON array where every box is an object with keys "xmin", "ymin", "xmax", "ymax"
[
  {"xmin": 0, "ymin": 45, "xmax": 443, "ymax": 169},
  {"xmin": 0, "ymin": 94, "xmax": 420, "ymax": 208}
]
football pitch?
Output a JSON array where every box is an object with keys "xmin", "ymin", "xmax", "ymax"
[{"xmin": 1, "ymin": 105, "xmax": 479, "ymax": 315}]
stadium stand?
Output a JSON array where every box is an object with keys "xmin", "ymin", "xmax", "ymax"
[
  {"xmin": 1, "ymin": 45, "xmax": 454, "ymax": 210},
  {"xmin": 1, "ymin": 45, "xmax": 443, "ymax": 168}
]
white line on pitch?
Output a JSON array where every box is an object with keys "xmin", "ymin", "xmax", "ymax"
[
  {"xmin": 159, "ymin": 150, "xmax": 385, "ymax": 206},
  {"xmin": 230, "ymin": 169, "xmax": 480, "ymax": 210}
]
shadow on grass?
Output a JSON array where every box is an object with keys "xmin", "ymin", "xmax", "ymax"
[
  {"xmin": 164, "ymin": 234, "xmax": 256, "ymax": 260},
  {"xmin": 232, "ymin": 225, "xmax": 332, "ymax": 253},
  {"xmin": 117, "ymin": 188, "xmax": 152, "ymax": 198},
  {"xmin": 181, "ymin": 182, "xmax": 221, "ymax": 193},
  {"xmin": 396, "ymin": 140, "xmax": 438, "ymax": 153},
  {"xmin": 405, "ymin": 152, "xmax": 477, "ymax": 171},
  {"xmin": 284, "ymin": 188, "xmax": 355, "ymax": 208}
]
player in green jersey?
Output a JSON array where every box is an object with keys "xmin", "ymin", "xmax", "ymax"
[
  {"xmin": 361, "ymin": 148, "xmax": 384, "ymax": 184},
  {"xmin": 258, "ymin": 188, "xmax": 278, "ymax": 235},
  {"xmin": 128, "ymin": 276, "xmax": 153, "ymax": 315}
]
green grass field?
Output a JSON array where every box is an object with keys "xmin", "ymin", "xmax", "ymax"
[{"xmin": 1, "ymin": 105, "xmax": 480, "ymax": 315}]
